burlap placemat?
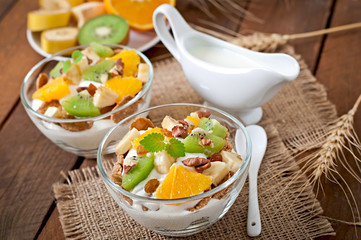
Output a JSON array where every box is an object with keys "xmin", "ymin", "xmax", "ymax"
[
  {"xmin": 54, "ymin": 123, "xmax": 334, "ymax": 239},
  {"xmin": 53, "ymin": 44, "xmax": 337, "ymax": 239}
]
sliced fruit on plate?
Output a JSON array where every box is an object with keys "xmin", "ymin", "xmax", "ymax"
[
  {"xmin": 104, "ymin": 76, "xmax": 142, "ymax": 103},
  {"xmin": 104, "ymin": 0, "xmax": 176, "ymax": 31},
  {"xmin": 61, "ymin": 94, "xmax": 101, "ymax": 117},
  {"xmin": 78, "ymin": 14, "xmax": 129, "ymax": 45},
  {"xmin": 82, "ymin": 60, "xmax": 115, "ymax": 83},
  {"xmin": 40, "ymin": 27, "xmax": 78, "ymax": 54},
  {"xmin": 28, "ymin": 9, "xmax": 71, "ymax": 31},
  {"xmin": 155, "ymin": 164, "xmax": 212, "ymax": 199},
  {"xmin": 39, "ymin": 0, "xmax": 71, "ymax": 10},
  {"xmin": 72, "ymin": 2, "xmax": 105, "ymax": 28},
  {"xmin": 109, "ymin": 49, "xmax": 140, "ymax": 77},
  {"xmin": 32, "ymin": 77, "xmax": 71, "ymax": 102}
]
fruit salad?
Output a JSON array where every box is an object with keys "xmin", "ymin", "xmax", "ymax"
[
  {"xmin": 110, "ymin": 110, "xmax": 243, "ymax": 207},
  {"xmin": 32, "ymin": 42, "xmax": 150, "ymax": 132}
]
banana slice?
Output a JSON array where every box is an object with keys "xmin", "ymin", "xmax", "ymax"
[
  {"xmin": 28, "ymin": 9, "xmax": 71, "ymax": 31},
  {"xmin": 220, "ymin": 151, "xmax": 243, "ymax": 173},
  {"xmin": 72, "ymin": 2, "xmax": 105, "ymax": 28},
  {"xmin": 93, "ymin": 86, "xmax": 119, "ymax": 108},
  {"xmin": 161, "ymin": 115, "xmax": 181, "ymax": 132},
  {"xmin": 68, "ymin": 0, "xmax": 85, "ymax": 7},
  {"xmin": 137, "ymin": 63, "xmax": 150, "ymax": 83},
  {"xmin": 202, "ymin": 161, "xmax": 230, "ymax": 186},
  {"xmin": 115, "ymin": 128, "xmax": 140, "ymax": 155},
  {"xmin": 154, "ymin": 150, "xmax": 175, "ymax": 174},
  {"xmin": 41, "ymin": 27, "xmax": 78, "ymax": 54},
  {"xmin": 39, "ymin": 0, "xmax": 71, "ymax": 10}
]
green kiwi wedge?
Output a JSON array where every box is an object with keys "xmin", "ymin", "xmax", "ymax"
[
  {"xmin": 198, "ymin": 118, "xmax": 228, "ymax": 138},
  {"xmin": 82, "ymin": 60, "xmax": 114, "ymax": 83},
  {"xmin": 122, "ymin": 155, "xmax": 154, "ymax": 191},
  {"xmin": 183, "ymin": 131, "xmax": 225, "ymax": 157},
  {"xmin": 49, "ymin": 61, "xmax": 63, "ymax": 78},
  {"xmin": 78, "ymin": 14, "xmax": 129, "ymax": 45},
  {"xmin": 61, "ymin": 94, "xmax": 100, "ymax": 117}
]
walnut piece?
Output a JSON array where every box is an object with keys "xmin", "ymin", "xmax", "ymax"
[{"xmin": 36, "ymin": 73, "xmax": 48, "ymax": 89}]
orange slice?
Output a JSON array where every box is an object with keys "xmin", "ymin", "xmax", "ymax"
[
  {"xmin": 104, "ymin": 76, "xmax": 142, "ymax": 103},
  {"xmin": 185, "ymin": 116, "xmax": 200, "ymax": 128},
  {"xmin": 155, "ymin": 164, "xmax": 212, "ymax": 199},
  {"xmin": 132, "ymin": 127, "xmax": 163, "ymax": 149},
  {"xmin": 32, "ymin": 77, "xmax": 70, "ymax": 102},
  {"xmin": 104, "ymin": 0, "xmax": 176, "ymax": 31},
  {"xmin": 108, "ymin": 49, "xmax": 140, "ymax": 77}
]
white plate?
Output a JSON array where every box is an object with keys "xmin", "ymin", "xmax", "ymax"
[{"xmin": 26, "ymin": 28, "xmax": 160, "ymax": 58}]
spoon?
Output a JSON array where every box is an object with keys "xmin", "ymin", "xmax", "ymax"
[{"xmin": 245, "ymin": 125, "xmax": 267, "ymax": 237}]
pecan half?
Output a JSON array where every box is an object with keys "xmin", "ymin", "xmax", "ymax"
[
  {"xmin": 172, "ymin": 125, "xmax": 188, "ymax": 138},
  {"xmin": 201, "ymin": 138, "xmax": 213, "ymax": 146},
  {"xmin": 195, "ymin": 161, "xmax": 211, "ymax": 173},
  {"xmin": 130, "ymin": 117, "xmax": 154, "ymax": 131},
  {"xmin": 196, "ymin": 110, "xmax": 211, "ymax": 118},
  {"xmin": 182, "ymin": 157, "xmax": 209, "ymax": 167},
  {"xmin": 209, "ymin": 153, "xmax": 223, "ymax": 162}
]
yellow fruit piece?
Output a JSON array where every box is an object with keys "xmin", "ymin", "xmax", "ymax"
[
  {"xmin": 28, "ymin": 9, "xmax": 71, "ymax": 32},
  {"xmin": 32, "ymin": 77, "xmax": 71, "ymax": 102},
  {"xmin": 72, "ymin": 2, "xmax": 105, "ymax": 28},
  {"xmin": 155, "ymin": 165, "xmax": 212, "ymax": 199},
  {"xmin": 41, "ymin": 27, "xmax": 78, "ymax": 54},
  {"xmin": 104, "ymin": 0, "xmax": 176, "ymax": 31},
  {"xmin": 39, "ymin": 0, "xmax": 71, "ymax": 10},
  {"xmin": 108, "ymin": 49, "xmax": 140, "ymax": 77},
  {"xmin": 186, "ymin": 116, "xmax": 200, "ymax": 128},
  {"xmin": 104, "ymin": 77, "xmax": 142, "ymax": 103},
  {"xmin": 132, "ymin": 127, "xmax": 163, "ymax": 149},
  {"xmin": 68, "ymin": 0, "xmax": 85, "ymax": 7}
]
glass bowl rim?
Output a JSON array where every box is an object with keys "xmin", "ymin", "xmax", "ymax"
[
  {"xmin": 97, "ymin": 103, "xmax": 252, "ymax": 204},
  {"xmin": 20, "ymin": 44, "xmax": 153, "ymax": 123}
]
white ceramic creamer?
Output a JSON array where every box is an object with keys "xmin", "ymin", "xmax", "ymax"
[{"xmin": 153, "ymin": 4, "xmax": 300, "ymax": 124}]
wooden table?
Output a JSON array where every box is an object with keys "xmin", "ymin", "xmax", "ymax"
[{"xmin": 1, "ymin": 0, "xmax": 360, "ymax": 239}]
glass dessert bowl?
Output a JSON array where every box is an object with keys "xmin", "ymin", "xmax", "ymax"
[
  {"xmin": 97, "ymin": 103, "xmax": 251, "ymax": 236},
  {"xmin": 20, "ymin": 43, "xmax": 153, "ymax": 158}
]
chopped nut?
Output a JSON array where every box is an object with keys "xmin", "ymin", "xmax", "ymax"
[
  {"xmin": 142, "ymin": 205, "xmax": 149, "ymax": 211},
  {"xmin": 196, "ymin": 110, "xmax": 211, "ymax": 118},
  {"xmin": 124, "ymin": 164, "xmax": 135, "ymax": 174},
  {"xmin": 182, "ymin": 157, "xmax": 210, "ymax": 167},
  {"xmin": 195, "ymin": 161, "xmax": 211, "ymax": 173},
  {"xmin": 36, "ymin": 73, "xmax": 48, "ymax": 89},
  {"xmin": 172, "ymin": 125, "xmax": 188, "ymax": 138},
  {"xmin": 123, "ymin": 157, "xmax": 137, "ymax": 174},
  {"xmin": 130, "ymin": 117, "xmax": 155, "ymax": 131},
  {"xmin": 201, "ymin": 138, "xmax": 213, "ymax": 146},
  {"xmin": 110, "ymin": 58, "xmax": 124, "ymax": 77},
  {"xmin": 209, "ymin": 153, "xmax": 223, "ymax": 162},
  {"xmin": 144, "ymin": 179, "xmax": 160, "ymax": 194}
]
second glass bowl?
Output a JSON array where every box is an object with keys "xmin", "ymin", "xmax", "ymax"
[{"xmin": 20, "ymin": 44, "xmax": 153, "ymax": 158}]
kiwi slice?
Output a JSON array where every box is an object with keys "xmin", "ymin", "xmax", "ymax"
[
  {"xmin": 198, "ymin": 118, "xmax": 228, "ymax": 138},
  {"xmin": 78, "ymin": 14, "xmax": 129, "ymax": 45},
  {"xmin": 61, "ymin": 94, "xmax": 100, "ymax": 117},
  {"xmin": 49, "ymin": 61, "xmax": 63, "ymax": 78},
  {"xmin": 122, "ymin": 155, "xmax": 154, "ymax": 191},
  {"xmin": 82, "ymin": 60, "xmax": 114, "ymax": 83},
  {"xmin": 183, "ymin": 131, "xmax": 225, "ymax": 156},
  {"xmin": 90, "ymin": 42, "xmax": 114, "ymax": 58}
]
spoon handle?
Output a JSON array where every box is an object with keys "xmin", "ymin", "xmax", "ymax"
[{"xmin": 247, "ymin": 173, "xmax": 261, "ymax": 236}]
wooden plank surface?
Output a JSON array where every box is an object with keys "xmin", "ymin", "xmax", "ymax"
[
  {"xmin": 315, "ymin": 0, "xmax": 361, "ymax": 239},
  {"xmin": 0, "ymin": 0, "xmax": 42, "ymax": 125},
  {"xmin": 0, "ymin": 105, "xmax": 79, "ymax": 239},
  {"xmin": 240, "ymin": 0, "xmax": 333, "ymax": 72}
]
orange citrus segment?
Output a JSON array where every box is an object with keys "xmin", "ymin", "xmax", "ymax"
[
  {"xmin": 32, "ymin": 77, "xmax": 70, "ymax": 102},
  {"xmin": 132, "ymin": 127, "xmax": 163, "ymax": 149},
  {"xmin": 108, "ymin": 49, "xmax": 140, "ymax": 77},
  {"xmin": 104, "ymin": 76, "xmax": 142, "ymax": 103},
  {"xmin": 155, "ymin": 165, "xmax": 212, "ymax": 199},
  {"xmin": 186, "ymin": 116, "xmax": 200, "ymax": 128},
  {"xmin": 104, "ymin": 0, "xmax": 176, "ymax": 31}
]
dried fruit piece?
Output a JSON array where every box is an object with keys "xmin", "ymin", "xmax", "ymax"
[
  {"xmin": 155, "ymin": 164, "xmax": 212, "ymax": 199},
  {"xmin": 144, "ymin": 179, "xmax": 160, "ymax": 193}
]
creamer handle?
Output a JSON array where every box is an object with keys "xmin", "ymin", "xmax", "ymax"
[{"xmin": 153, "ymin": 4, "xmax": 192, "ymax": 61}]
